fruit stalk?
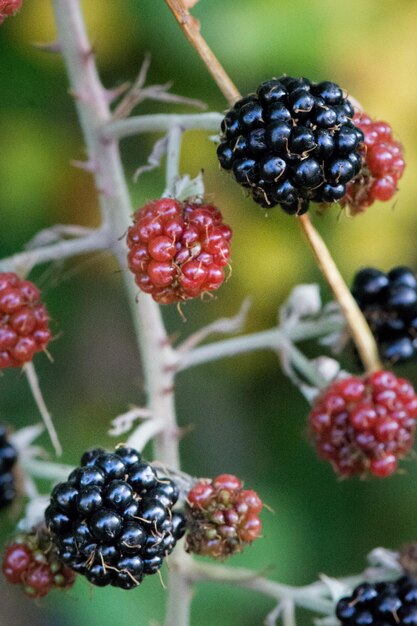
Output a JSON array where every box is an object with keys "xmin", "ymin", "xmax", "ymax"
[
  {"xmin": 164, "ymin": 0, "xmax": 240, "ymax": 105},
  {"xmin": 165, "ymin": 0, "xmax": 382, "ymax": 374},
  {"xmin": 298, "ymin": 214, "xmax": 381, "ymax": 373}
]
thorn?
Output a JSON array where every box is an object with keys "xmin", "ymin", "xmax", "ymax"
[
  {"xmin": 32, "ymin": 41, "xmax": 62, "ymax": 53},
  {"xmin": 68, "ymin": 88, "xmax": 89, "ymax": 103},
  {"xmin": 70, "ymin": 159, "xmax": 97, "ymax": 173},
  {"xmin": 105, "ymin": 82, "xmax": 131, "ymax": 104}
]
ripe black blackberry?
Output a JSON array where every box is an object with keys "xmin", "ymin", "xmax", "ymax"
[
  {"xmin": 336, "ymin": 576, "xmax": 417, "ymax": 625},
  {"xmin": 352, "ymin": 266, "xmax": 417, "ymax": 364},
  {"xmin": 0, "ymin": 424, "xmax": 17, "ymax": 510},
  {"xmin": 45, "ymin": 446, "xmax": 185, "ymax": 590},
  {"xmin": 217, "ymin": 76, "xmax": 364, "ymax": 215}
]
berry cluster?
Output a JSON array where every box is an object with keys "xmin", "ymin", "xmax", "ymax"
[
  {"xmin": 336, "ymin": 576, "xmax": 417, "ymax": 626},
  {"xmin": 0, "ymin": 424, "xmax": 17, "ymax": 510},
  {"xmin": 2, "ymin": 528, "xmax": 76, "ymax": 598},
  {"xmin": 185, "ymin": 474, "xmax": 262, "ymax": 559},
  {"xmin": 0, "ymin": 272, "xmax": 51, "ymax": 369},
  {"xmin": 0, "ymin": 0, "xmax": 22, "ymax": 23},
  {"xmin": 344, "ymin": 112, "xmax": 405, "ymax": 214},
  {"xmin": 217, "ymin": 76, "xmax": 364, "ymax": 215},
  {"xmin": 45, "ymin": 446, "xmax": 185, "ymax": 589},
  {"xmin": 309, "ymin": 371, "xmax": 417, "ymax": 477},
  {"xmin": 127, "ymin": 198, "xmax": 232, "ymax": 304},
  {"xmin": 352, "ymin": 267, "xmax": 417, "ymax": 364}
]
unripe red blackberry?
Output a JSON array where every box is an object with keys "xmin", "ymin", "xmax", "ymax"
[
  {"xmin": 0, "ymin": 272, "xmax": 51, "ymax": 369},
  {"xmin": 336, "ymin": 576, "xmax": 417, "ymax": 626},
  {"xmin": 0, "ymin": 0, "xmax": 22, "ymax": 22},
  {"xmin": 126, "ymin": 198, "xmax": 232, "ymax": 304},
  {"xmin": 2, "ymin": 528, "xmax": 76, "ymax": 598},
  {"xmin": 185, "ymin": 474, "xmax": 263, "ymax": 559},
  {"xmin": 309, "ymin": 371, "xmax": 417, "ymax": 477},
  {"xmin": 344, "ymin": 112, "xmax": 405, "ymax": 214},
  {"xmin": 352, "ymin": 266, "xmax": 417, "ymax": 364},
  {"xmin": 217, "ymin": 76, "xmax": 364, "ymax": 215},
  {"xmin": 45, "ymin": 446, "xmax": 185, "ymax": 589}
]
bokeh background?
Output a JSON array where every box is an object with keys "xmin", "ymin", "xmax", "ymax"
[{"xmin": 1, "ymin": 1, "xmax": 417, "ymax": 624}]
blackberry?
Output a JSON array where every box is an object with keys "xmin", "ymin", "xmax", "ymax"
[
  {"xmin": 126, "ymin": 198, "xmax": 232, "ymax": 304},
  {"xmin": 352, "ymin": 266, "xmax": 417, "ymax": 364},
  {"xmin": 2, "ymin": 527, "xmax": 76, "ymax": 598},
  {"xmin": 336, "ymin": 576, "xmax": 417, "ymax": 626},
  {"xmin": 344, "ymin": 112, "xmax": 405, "ymax": 214},
  {"xmin": 0, "ymin": 424, "xmax": 17, "ymax": 510},
  {"xmin": 217, "ymin": 76, "xmax": 364, "ymax": 215},
  {"xmin": 0, "ymin": 272, "xmax": 51, "ymax": 369},
  {"xmin": 45, "ymin": 446, "xmax": 185, "ymax": 590},
  {"xmin": 185, "ymin": 474, "xmax": 263, "ymax": 559},
  {"xmin": 309, "ymin": 371, "xmax": 417, "ymax": 477}
]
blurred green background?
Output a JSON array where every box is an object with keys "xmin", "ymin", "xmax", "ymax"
[{"xmin": 1, "ymin": 1, "xmax": 417, "ymax": 624}]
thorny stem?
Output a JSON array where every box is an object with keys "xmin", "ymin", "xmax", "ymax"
[
  {"xmin": 52, "ymin": 0, "xmax": 188, "ymax": 622},
  {"xmin": 0, "ymin": 227, "xmax": 110, "ymax": 274},
  {"xmin": 164, "ymin": 0, "xmax": 381, "ymax": 377},
  {"xmin": 103, "ymin": 112, "xmax": 222, "ymax": 141},
  {"xmin": 178, "ymin": 316, "xmax": 343, "ymax": 372}
]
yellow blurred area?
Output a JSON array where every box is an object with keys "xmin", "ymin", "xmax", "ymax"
[{"xmin": 12, "ymin": 0, "xmax": 139, "ymax": 67}]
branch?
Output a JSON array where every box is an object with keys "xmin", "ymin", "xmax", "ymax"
[
  {"xmin": 0, "ymin": 227, "xmax": 110, "ymax": 273},
  {"xmin": 52, "ymin": 1, "xmax": 192, "ymax": 622},
  {"xmin": 102, "ymin": 112, "xmax": 222, "ymax": 141},
  {"xmin": 177, "ymin": 316, "xmax": 344, "ymax": 371},
  {"xmin": 24, "ymin": 362, "xmax": 62, "ymax": 457}
]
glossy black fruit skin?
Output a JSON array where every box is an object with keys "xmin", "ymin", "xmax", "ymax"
[
  {"xmin": 45, "ymin": 446, "xmax": 185, "ymax": 589},
  {"xmin": 336, "ymin": 576, "xmax": 417, "ymax": 626},
  {"xmin": 217, "ymin": 75, "xmax": 364, "ymax": 215},
  {"xmin": 352, "ymin": 266, "xmax": 417, "ymax": 364},
  {"xmin": 0, "ymin": 427, "xmax": 17, "ymax": 510}
]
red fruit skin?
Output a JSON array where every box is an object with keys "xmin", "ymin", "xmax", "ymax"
[
  {"xmin": 23, "ymin": 564, "xmax": 53, "ymax": 598},
  {"xmin": 126, "ymin": 199, "xmax": 232, "ymax": 304},
  {"xmin": 344, "ymin": 112, "xmax": 405, "ymax": 214},
  {"xmin": 0, "ymin": 0, "xmax": 22, "ymax": 21},
  {"xmin": 185, "ymin": 474, "xmax": 263, "ymax": 558},
  {"xmin": 2, "ymin": 544, "xmax": 33, "ymax": 584},
  {"xmin": 0, "ymin": 273, "xmax": 51, "ymax": 369},
  {"xmin": 309, "ymin": 371, "xmax": 417, "ymax": 478}
]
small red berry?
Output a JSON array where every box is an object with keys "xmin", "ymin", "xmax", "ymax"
[
  {"xmin": 0, "ymin": 273, "xmax": 51, "ymax": 368},
  {"xmin": 185, "ymin": 474, "xmax": 263, "ymax": 559},
  {"xmin": 126, "ymin": 198, "xmax": 232, "ymax": 304},
  {"xmin": 2, "ymin": 528, "xmax": 77, "ymax": 598},
  {"xmin": 343, "ymin": 112, "xmax": 405, "ymax": 214},
  {"xmin": 0, "ymin": 0, "xmax": 22, "ymax": 22},
  {"xmin": 2, "ymin": 544, "xmax": 32, "ymax": 584},
  {"xmin": 309, "ymin": 371, "xmax": 417, "ymax": 477}
]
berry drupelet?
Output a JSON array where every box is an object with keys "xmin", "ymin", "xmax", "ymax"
[
  {"xmin": 344, "ymin": 112, "xmax": 405, "ymax": 214},
  {"xmin": 126, "ymin": 198, "xmax": 232, "ymax": 304},
  {"xmin": 0, "ymin": 0, "xmax": 23, "ymax": 23},
  {"xmin": 0, "ymin": 272, "xmax": 51, "ymax": 369},
  {"xmin": 45, "ymin": 446, "xmax": 185, "ymax": 590},
  {"xmin": 336, "ymin": 576, "xmax": 417, "ymax": 626},
  {"xmin": 185, "ymin": 474, "xmax": 263, "ymax": 559},
  {"xmin": 0, "ymin": 424, "xmax": 17, "ymax": 510},
  {"xmin": 309, "ymin": 371, "xmax": 417, "ymax": 477},
  {"xmin": 2, "ymin": 527, "xmax": 76, "ymax": 598},
  {"xmin": 352, "ymin": 266, "xmax": 417, "ymax": 364},
  {"xmin": 217, "ymin": 76, "xmax": 364, "ymax": 215}
]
